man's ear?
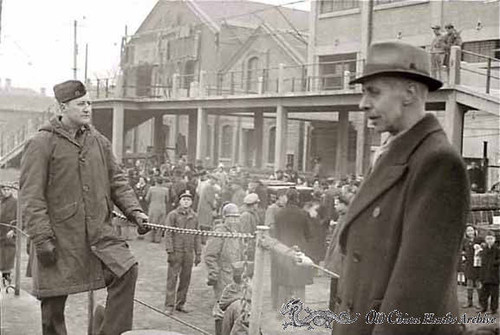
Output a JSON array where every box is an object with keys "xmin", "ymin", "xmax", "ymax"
[{"xmin": 402, "ymin": 82, "xmax": 418, "ymax": 106}]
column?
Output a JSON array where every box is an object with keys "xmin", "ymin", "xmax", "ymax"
[
  {"xmin": 213, "ymin": 115, "xmax": 220, "ymax": 166},
  {"xmin": 355, "ymin": 113, "xmax": 369, "ymax": 176},
  {"xmin": 238, "ymin": 125, "xmax": 246, "ymax": 167},
  {"xmin": 336, "ymin": 111, "xmax": 349, "ymax": 178},
  {"xmin": 444, "ymin": 93, "xmax": 466, "ymax": 153},
  {"xmin": 195, "ymin": 107, "xmax": 208, "ymax": 162},
  {"xmin": 112, "ymin": 103, "xmax": 125, "ymax": 163},
  {"xmin": 187, "ymin": 111, "xmax": 197, "ymax": 164},
  {"xmin": 232, "ymin": 116, "xmax": 241, "ymax": 165},
  {"xmin": 153, "ymin": 114, "xmax": 165, "ymax": 162},
  {"xmin": 254, "ymin": 111, "xmax": 264, "ymax": 169},
  {"xmin": 274, "ymin": 104, "xmax": 288, "ymax": 170}
]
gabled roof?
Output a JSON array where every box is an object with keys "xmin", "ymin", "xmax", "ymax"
[
  {"xmin": 193, "ymin": 0, "xmax": 309, "ymax": 32},
  {"xmin": 134, "ymin": 0, "xmax": 308, "ymax": 35},
  {"xmin": 221, "ymin": 23, "xmax": 307, "ymax": 73}
]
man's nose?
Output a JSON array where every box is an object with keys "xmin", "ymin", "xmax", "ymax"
[{"xmin": 359, "ymin": 94, "xmax": 370, "ymax": 111}]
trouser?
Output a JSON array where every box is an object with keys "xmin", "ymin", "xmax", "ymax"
[
  {"xmin": 40, "ymin": 263, "xmax": 138, "ymax": 335},
  {"xmin": 165, "ymin": 251, "xmax": 194, "ymax": 308},
  {"xmin": 465, "ymin": 278, "xmax": 481, "ymax": 306},
  {"xmin": 480, "ymin": 283, "xmax": 499, "ymax": 312}
]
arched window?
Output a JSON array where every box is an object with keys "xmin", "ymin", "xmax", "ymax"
[
  {"xmin": 221, "ymin": 125, "xmax": 233, "ymax": 158},
  {"xmin": 268, "ymin": 126, "xmax": 276, "ymax": 163},
  {"xmin": 246, "ymin": 57, "xmax": 259, "ymax": 93}
]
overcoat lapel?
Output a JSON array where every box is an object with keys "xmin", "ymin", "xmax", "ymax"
[{"xmin": 341, "ymin": 114, "xmax": 444, "ymax": 232}]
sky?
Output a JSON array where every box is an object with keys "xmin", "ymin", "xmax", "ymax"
[{"xmin": 0, "ymin": 0, "xmax": 310, "ymax": 94}]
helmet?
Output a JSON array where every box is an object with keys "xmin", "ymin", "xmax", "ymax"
[{"xmin": 222, "ymin": 203, "xmax": 240, "ymax": 217}]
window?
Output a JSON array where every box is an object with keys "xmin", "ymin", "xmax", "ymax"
[
  {"xmin": 318, "ymin": 53, "xmax": 357, "ymax": 90},
  {"xmin": 268, "ymin": 127, "xmax": 276, "ymax": 163},
  {"xmin": 246, "ymin": 57, "xmax": 260, "ymax": 93},
  {"xmin": 221, "ymin": 125, "xmax": 233, "ymax": 158},
  {"xmin": 320, "ymin": 0, "xmax": 359, "ymax": 14},
  {"xmin": 463, "ymin": 40, "xmax": 500, "ymax": 63},
  {"xmin": 183, "ymin": 60, "xmax": 196, "ymax": 89}
]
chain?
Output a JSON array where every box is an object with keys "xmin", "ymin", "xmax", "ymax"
[{"xmin": 112, "ymin": 211, "xmax": 255, "ymax": 240}]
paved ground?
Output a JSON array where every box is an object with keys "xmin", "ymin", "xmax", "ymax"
[{"xmin": 0, "ymin": 233, "xmax": 498, "ymax": 334}]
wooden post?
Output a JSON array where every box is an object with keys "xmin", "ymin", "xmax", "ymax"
[
  {"xmin": 448, "ymin": 46, "xmax": 461, "ymax": 86},
  {"xmin": 249, "ymin": 226, "xmax": 270, "ymax": 335},
  {"xmin": 14, "ymin": 194, "xmax": 22, "ymax": 296},
  {"xmin": 486, "ymin": 58, "xmax": 491, "ymax": 94}
]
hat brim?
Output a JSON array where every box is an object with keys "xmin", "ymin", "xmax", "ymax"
[{"xmin": 349, "ymin": 70, "xmax": 443, "ymax": 92}]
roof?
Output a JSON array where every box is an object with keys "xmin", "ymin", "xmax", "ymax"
[
  {"xmin": 191, "ymin": 0, "xmax": 309, "ymax": 32},
  {"xmin": 135, "ymin": 0, "xmax": 309, "ymax": 34},
  {"xmin": 0, "ymin": 93, "xmax": 55, "ymax": 113}
]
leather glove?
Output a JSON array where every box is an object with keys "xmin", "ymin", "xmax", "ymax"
[
  {"xmin": 207, "ymin": 277, "xmax": 218, "ymax": 286},
  {"xmin": 194, "ymin": 254, "xmax": 201, "ymax": 267},
  {"xmin": 36, "ymin": 239, "xmax": 57, "ymax": 266},
  {"xmin": 131, "ymin": 211, "xmax": 150, "ymax": 235}
]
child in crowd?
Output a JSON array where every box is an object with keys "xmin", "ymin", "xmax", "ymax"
[
  {"xmin": 479, "ymin": 233, "xmax": 499, "ymax": 314},
  {"xmin": 461, "ymin": 225, "xmax": 482, "ymax": 308}
]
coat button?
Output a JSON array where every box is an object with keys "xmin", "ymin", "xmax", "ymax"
[
  {"xmin": 372, "ymin": 206, "xmax": 380, "ymax": 218},
  {"xmin": 83, "ymin": 185, "xmax": 89, "ymax": 192},
  {"xmin": 353, "ymin": 251, "xmax": 361, "ymax": 263},
  {"xmin": 91, "ymin": 246, "xmax": 96, "ymax": 251}
]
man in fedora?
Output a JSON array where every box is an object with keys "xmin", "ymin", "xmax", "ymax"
[
  {"xmin": 333, "ymin": 42, "xmax": 469, "ymax": 335},
  {"xmin": 20, "ymin": 80, "xmax": 150, "ymax": 335}
]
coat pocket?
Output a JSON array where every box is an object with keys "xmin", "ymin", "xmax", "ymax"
[{"xmin": 52, "ymin": 202, "xmax": 78, "ymax": 223}]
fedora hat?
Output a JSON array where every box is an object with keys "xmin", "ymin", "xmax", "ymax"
[{"xmin": 350, "ymin": 41, "xmax": 443, "ymax": 91}]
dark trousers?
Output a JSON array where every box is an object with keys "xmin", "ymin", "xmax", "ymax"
[
  {"xmin": 165, "ymin": 251, "xmax": 194, "ymax": 308},
  {"xmin": 480, "ymin": 283, "xmax": 499, "ymax": 312},
  {"xmin": 40, "ymin": 263, "xmax": 138, "ymax": 335}
]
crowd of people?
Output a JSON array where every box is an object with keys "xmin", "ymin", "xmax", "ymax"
[{"xmin": 112, "ymin": 155, "xmax": 363, "ymax": 334}]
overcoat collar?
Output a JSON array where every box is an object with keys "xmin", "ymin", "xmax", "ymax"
[
  {"xmin": 41, "ymin": 116, "xmax": 94, "ymax": 149},
  {"xmin": 342, "ymin": 113, "xmax": 443, "ymax": 229}
]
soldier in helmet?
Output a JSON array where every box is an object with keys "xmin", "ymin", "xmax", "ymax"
[{"xmin": 204, "ymin": 203, "xmax": 245, "ymax": 335}]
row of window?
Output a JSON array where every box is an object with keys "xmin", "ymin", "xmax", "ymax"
[{"xmin": 320, "ymin": 0, "xmax": 412, "ymax": 14}]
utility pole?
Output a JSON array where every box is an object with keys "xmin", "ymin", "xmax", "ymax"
[
  {"xmin": 84, "ymin": 43, "xmax": 88, "ymax": 82},
  {"xmin": 73, "ymin": 20, "xmax": 78, "ymax": 80},
  {"xmin": 0, "ymin": 0, "xmax": 3, "ymax": 44}
]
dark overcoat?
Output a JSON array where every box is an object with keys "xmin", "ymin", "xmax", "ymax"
[
  {"xmin": 0, "ymin": 195, "xmax": 17, "ymax": 271},
  {"xmin": 334, "ymin": 114, "xmax": 470, "ymax": 335},
  {"xmin": 20, "ymin": 117, "xmax": 142, "ymax": 298},
  {"xmin": 274, "ymin": 204, "xmax": 313, "ymax": 287}
]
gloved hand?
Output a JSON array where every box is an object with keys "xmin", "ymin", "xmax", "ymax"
[
  {"xmin": 36, "ymin": 239, "xmax": 57, "ymax": 266},
  {"xmin": 131, "ymin": 211, "xmax": 150, "ymax": 235},
  {"xmin": 207, "ymin": 277, "xmax": 218, "ymax": 286},
  {"xmin": 6, "ymin": 230, "xmax": 15, "ymax": 239},
  {"xmin": 194, "ymin": 254, "xmax": 201, "ymax": 267},
  {"xmin": 167, "ymin": 251, "xmax": 176, "ymax": 264}
]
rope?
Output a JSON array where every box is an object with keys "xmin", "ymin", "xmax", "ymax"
[
  {"xmin": 133, "ymin": 298, "xmax": 212, "ymax": 335},
  {"xmin": 112, "ymin": 211, "xmax": 255, "ymax": 240},
  {"xmin": 0, "ymin": 222, "xmax": 29, "ymax": 237}
]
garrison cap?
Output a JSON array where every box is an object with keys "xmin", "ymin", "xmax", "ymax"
[
  {"xmin": 178, "ymin": 189, "xmax": 193, "ymax": 200},
  {"xmin": 53, "ymin": 80, "xmax": 87, "ymax": 103}
]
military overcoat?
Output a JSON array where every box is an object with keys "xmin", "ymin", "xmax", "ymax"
[
  {"xmin": 20, "ymin": 116, "xmax": 142, "ymax": 298},
  {"xmin": 334, "ymin": 114, "xmax": 470, "ymax": 335}
]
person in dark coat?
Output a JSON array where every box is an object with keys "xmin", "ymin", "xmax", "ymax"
[
  {"xmin": 274, "ymin": 188, "xmax": 313, "ymax": 306},
  {"xmin": 461, "ymin": 225, "xmax": 482, "ymax": 308},
  {"xmin": 304, "ymin": 200, "xmax": 329, "ymax": 265},
  {"xmin": 479, "ymin": 233, "xmax": 499, "ymax": 314},
  {"xmin": 0, "ymin": 185, "xmax": 17, "ymax": 285},
  {"xmin": 164, "ymin": 190, "xmax": 202, "ymax": 315},
  {"xmin": 20, "ymin": 80, "xmax": 149, "ymax": 335},
  {"xmin": 334, "ymin": 42, "xmax": 470, "ymax": 335}
]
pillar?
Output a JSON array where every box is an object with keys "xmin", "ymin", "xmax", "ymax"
[
  {"xmin": 153, "ymin": 114, "xmax": 165, "ymax": 162},
  {"xmin": 112, "ymin": 103, "xmax": 125, "ymax": 163},
  {"xmin": 254, "ymin": 111, "xmax": 264, "ymax": 169},
  {"xmin": 336, "ymin": 111, "xmax": 349, "ymax": 178},
  {"xmin": 238, "ymin": 119, "xmax": 245, "ymax": 167},
  {"xmin": 449, "ymin": 46, "xmax": 461, "ymax": 86},
  {"xmin": 213, "ymin": 115, "xmax": 220, "ymax": 166},
  {"xmin": 444, "ymin": 93, "xmax": 466, "ymax": 153},
  {"xmin": 195, "ymin": 107, "xmax": 208, "ymax": 162},
  {"xmin": 355, "ymin": 113, "xmax": 370, "ymax": 176},
  {"xmin": 302, "ymin": 122, "xmax": 310, "ymax": 172},
  {"xmin": 274, "ymin": 104, "xmax": 288, "ymax": 170},
  {"xmin": 232, "ymin": 116, "xmax": 241, "ymax": 165},
  {"xmin": 187, "ymin": 111, "xmax": 197, "ymax": 164}
]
